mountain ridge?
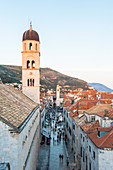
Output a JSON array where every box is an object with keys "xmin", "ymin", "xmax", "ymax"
[
  {"xmin": 0, "ymin": 64, "xmax": 90, "ymax": 92},
  {"xmin": 88, "ymin": 83, "xmax": 113, "ymax": 93}
]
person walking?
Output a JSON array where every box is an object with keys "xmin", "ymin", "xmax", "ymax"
[
  {"xmin": 59, "ymin": 154, "xmax": 61, "ymax": 161},
  {"xmin": 61, "ymin": 154, "xmax": 63, "ymax": 161},
  {"xmin": 67, "ymin": 157, "xmax": 69, "ymax": 166}
]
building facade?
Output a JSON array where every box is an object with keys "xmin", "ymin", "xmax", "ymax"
[{"xmin": 0, "ymin": 84, "xmax": 40, "ymax": 170}]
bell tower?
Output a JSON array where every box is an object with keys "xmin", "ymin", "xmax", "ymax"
[
  {"xmin": 56, "ymin": 85, "xmax": 60, "ymax": 106},
  {"xmin": 22, "ymin": 23, "xmax": 40, "ymax": 103}
]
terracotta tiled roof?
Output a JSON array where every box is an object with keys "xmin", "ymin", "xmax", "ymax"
[
  {"xmin": 69, "ymin": 111, "xmax": 78, "ymax": 118},
  {"xmin": 86, "ymin": 104, "xmax": 111, "ymax": 115},
  {"xmin": 81, "ymin": 120, "xmax": 100, "ymax": 133},
  {"xmin": 0, "ymin": 84, "xmax": 37, "ymax": 128},
  {"xmin": 96, "ymin": 108, "xmax": 113, "ymax": 119},
  {"xmin": 98, "ymin": 126, "xmax": 113, "ymax": 132},
  {"xmin": 69, "ymin": 99, "xmax": 98, "ymax": 112},
  {"xmin": 88, "ymin": 127, "xmax": 113, "ymax": 148},
  {"xmin": 73, "ymin": 115, "xmax": 87, "ymax": 126},
  {"xmin": 64, "ymin": 101, "xmax": 71, "ymax": 107},
  {"xmin": 101, "ymin": 93, "xmax": 113, "ymax": 99}
]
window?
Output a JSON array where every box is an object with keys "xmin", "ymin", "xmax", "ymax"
[
  {"xmin": 69, "ymin": 127, "xmax": 71, "ymax": 135},
  {"xmin": 89, "ymin": 145, "xmax": 91, "ymax": 152},
  {"xmin": 27, "ymin": 60, "xmax": 30, "ymax": 68},
  {"xmin": 83, "ymin": 151, "xmax": 85, "ymax": 162},
  {"xmin": 27, "ymin": 79, "xmax": 34, "ymax": 86},
  {"xmin": 73, "ymin": 124, "xmax": 75, "ymax": 130},
  {"xmin": 67, "ymin": 112, "xmax": 68, "ymax": 118},
  {"xmin": 33, "ymin": 79, "xmax": 34, "ymax": 86},
  {"xmin": 29, "ymin": 43, "xmax": 32, "ymax": 50},
  {"xmin": 91, "ymin": 116, "xmax": 95, "ymax": 122},
  {"xmin": 66, "ymin": 122, "xmax": 68, "ymax": 128},
  {"xmin": 81, "ymin": 134, "xmax": 82, "ymax": 138},
  {"xmin": 32, "ymin": 60, "xmax": 35, "ymax": 68},
  {"xmin": 30, "ymin": 79, "xmax": 32, "ymax": 86},
  {"xmin": 27, "ymin": 79, "xmax": 29, "ymax": 86},
  {"xmin": 73, "ymin": 134, "xmax": 75, "ymax": 142},
  {"xmin": 81, "ymin": 147, "xmax": 82, "ymax": 157},
  {"xmin": 83, "ymin": 137, "xmax": 85, "ymax": 142},
  {"xmin": 35, "ymin": 43, "xmax": 37, "ymax": 50},
  {"xmin": 93, "ymin": 151, "xmax": 95, "ymax": 159},
  {"xmin": 89, "ymin": 162, "xmax": 91, "ymax": 170}
]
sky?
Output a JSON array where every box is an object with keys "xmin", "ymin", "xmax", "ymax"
[{"xmin": 0, "ymin": 0, "xmax": 113, "ymax": 88}]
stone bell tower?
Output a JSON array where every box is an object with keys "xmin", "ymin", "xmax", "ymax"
[
  {"xmin": 56, "ymin": 85, "xmax": 60, "ymax": 106},
  {"xmin": 22, "ymin": 23, "xmax": 40, "ymax": 103}
]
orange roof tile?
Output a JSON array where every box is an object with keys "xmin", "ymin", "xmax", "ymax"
[
  {"xmin": 81, "ymin": 120, "xmax": 100, "ymax": 133},
  {"xmin": 69, "ymin": 111, "xmax": 78, "ymax": 118},
  {"xmin": 88, "ymin": 127, "xmax": 113, "ymax": 148}
]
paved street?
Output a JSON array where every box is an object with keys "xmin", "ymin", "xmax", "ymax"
[
  {"xmin": 49, "ymin": 130, "xmax": 69, "ymax": 170},
  {"xmin": 37, "ymin": 106, "xmax": 77, "ymax": 170}
]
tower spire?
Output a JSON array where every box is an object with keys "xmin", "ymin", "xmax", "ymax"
[{"xmin": 30, "ymin": 21, "xmax": 32, "ymax": 30}]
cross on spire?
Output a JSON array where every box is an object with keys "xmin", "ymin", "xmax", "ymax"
[{"xmin": 30, "ymin": 21, "xmax": 32, "ymax": 30}]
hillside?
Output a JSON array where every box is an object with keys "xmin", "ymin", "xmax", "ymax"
[
  {"xmin": 0, "ymin": 65, "xmax": 90, "ymax": 92},
  {"xmin": 88, "ymin": 83, "xmax": 113, "ymax": 93}
]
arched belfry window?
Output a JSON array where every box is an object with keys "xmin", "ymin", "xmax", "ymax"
[
  {"xmin": 35, "ymin": 44, "xmax": 37, "ymax": 51},
  {"xmin": 27, "ymin": 79, "xmax": 34, "ymax": 86},
  {"xmin": 27, "ymin": 60, "xmax": 30, "ymax": 68},
  {"xmin": 30, "ymin": 79, "xmax": 32, "ymax": 86},
  {"xmin": 33, "ymin": 79, "xmax": 34, "ymax": 86},
  {"xmin": 29, "ymin": 43, "xmax": 32, "ymax": 50},
  {"xmin": 32, "ymin": 60, "xmax": 35, "ymax": 68},
  {"xmin": 27, "ymin": 79, "xmax": 29, "ymax": 86}
]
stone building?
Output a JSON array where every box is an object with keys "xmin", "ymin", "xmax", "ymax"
[
  {"xmin": 22, "ymin": 23, "xmax": 40, "ymax": 103},
  {"xmin": 0, "ymin": 84, "xmax": 40, "ymax": 170},
  {"xmin": 73, "ymin": 104, "xmax": 113, "ymax": 170}
]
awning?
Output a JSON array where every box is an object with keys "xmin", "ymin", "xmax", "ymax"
[{"xmin": 42, "ymin": 127, "xmax": 50, "ymax": 138}]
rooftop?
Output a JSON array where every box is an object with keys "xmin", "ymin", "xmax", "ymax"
[
  {"xmin": 73, "ymin": 115, "xmax": 87, "ymax": 126},
  {"xmin": 85, "ymin": 104, "xmax": 111, "ymax": 115},
  {"xmin": 81, "ymin": 120, "xmax": 100, "ymax": 133},
  {"xmin": 0, "ymin": 84, "xmax": 37, "ymax": 130},
  {"xmin": 96, "ymin": 108, "xmax": 113, "ymax": 119},
  {"xmin": 88, "ymin": 127, "xmax": 113, "ymax": 148}
]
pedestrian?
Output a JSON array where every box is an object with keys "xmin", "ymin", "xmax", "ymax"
[
  {"xmin": 67, "ymin": 158, "xmax": 69, "ymax": 166},
  {"xmin": 61, "ymin": 154, "xmax": 63, "ymax": 161},
  {"xmin": 59, "ymin": 154, "xmax": 61, "ymax": 160}
]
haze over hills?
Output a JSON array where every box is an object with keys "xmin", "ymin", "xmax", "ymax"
[
  {"xmin": 88, "ymin": 83, "xmax": 113, "ymax": 93},
  {"xmin": 0, "ymin": 65, "xmax": 90, "ymax": 92}
]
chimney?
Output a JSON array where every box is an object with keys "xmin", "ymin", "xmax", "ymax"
[
  {"xmin": 104, "ymin": 109, "xmax": 109, "ymax": 118},
  {"xmin": 97, "ymin": 128, "xmax": 100, "ymax": 137}
]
